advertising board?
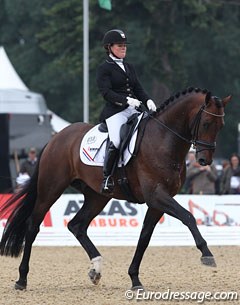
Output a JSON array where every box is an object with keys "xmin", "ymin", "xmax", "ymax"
[{"xmin": 0, "ymin": 194, "xmax": 239, "ymax": 246}]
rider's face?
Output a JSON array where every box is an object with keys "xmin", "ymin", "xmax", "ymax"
[{"xmin": 110, "ymin": 43, "xmax": 127, "ymax": 59}]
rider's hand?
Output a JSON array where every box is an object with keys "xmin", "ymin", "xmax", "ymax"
[
  {"xmin": 127, "ymin": 97, "xmax": 141, "ymax": 108},
  {"xmin": 147, "ymin": 99, "xmax": 157, "ymax": 112}
]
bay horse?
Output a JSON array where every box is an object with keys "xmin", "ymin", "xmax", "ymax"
[{"xmin": 0, "ymin": 87, "xmax": 230, "ymax": 290}]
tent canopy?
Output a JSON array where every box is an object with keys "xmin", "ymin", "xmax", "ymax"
[
  {"xmin": 0, "ymin": 46, "xmax": 70, "ymax": 192},
  {"xmin": 0, "ymin": 46, "xmax": 70, "ymax": 130},
  {"xmin": 47, "ymin": 110, "xmax": 70, "ymax": 133},
  {"xmin": 0, "ymin": 89, "xmax": 48, "ymax": 114},
  {"xmin": 0, "ymin": 46, "xmax": 48, "ymax": 114},
  {"xmin": 0, "ymin": 46, "xmax": 28, "ymax": 90},
  {"xmin": 0, "ymin": 46, "xmax": 52, "ymax": 153}
]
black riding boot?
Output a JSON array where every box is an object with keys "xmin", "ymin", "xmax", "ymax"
[{"xmin": 101, "ymin": 141, "xmax": 119, "ymax": 194}]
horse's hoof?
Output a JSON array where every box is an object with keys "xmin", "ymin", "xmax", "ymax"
[
  {"xmin": 88, "ymin": 269, "xmax": 101, "ymax": 285},
  {"xmin": 201, "ymin": 256, "xmax": 217, "ymax": 267},
  {"xmin": 15, "ymin": 280, "xmax": 27, "ymax": 290},
  {"xmin": 131, "ymin": 285, "xmax": 145, "ymax": 291}
]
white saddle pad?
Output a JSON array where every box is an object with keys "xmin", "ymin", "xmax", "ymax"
[{"xmin": 80, "ymin": 113, "xmax": 143, "ymax": 167}]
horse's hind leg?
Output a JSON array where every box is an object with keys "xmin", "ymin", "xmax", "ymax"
[
  {"xmin": 67, "ymin": 187, "xmax": 109, "ymax": 285},
  {"xmin": 15, "ymin": 182, "xmax": 69, "ymax": 289},
  {"xmin": 128, "ymin": 207, "xmax": 163, "ymax": 289},
  {"xmin": 15, "ymin": 213, "xmax": 42, "ymax": 290}
]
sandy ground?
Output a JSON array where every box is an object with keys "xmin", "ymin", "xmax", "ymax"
[{"xmin": 0, "ymin": 246, "xmax": 239, "ymax": 305}]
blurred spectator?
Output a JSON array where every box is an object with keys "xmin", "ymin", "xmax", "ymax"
[
  {"xmin": 15, "ymin": 147, "xmax": 38, "ymax": 192},
  {"xmin": 180, "ymin": 151, "xmax": 196, "ymax": 194},
  {"xmin": 222, "ymin": 159, "xmax": 230, "ymax": 170},
  {"xmin": 16, "ymin": 173, "xmax": 31, "ymax": 187},
  {"xmin": 215, "ymin": 158, "xmax": 230, "ymax": 194},
  {"xmin": 220, "ymin": 153, "xmax": 240, "ymax": 194},
  {"xmin": 186, "ymin": 151, "xmax": 196, "ymax": 167},
  {"xmin": 19, "ymin": 147, "xmax": 38, "ymax": 177},
  {"xmin": 186, "ymin": 160, "xmax": 218, "ymax": 195}
]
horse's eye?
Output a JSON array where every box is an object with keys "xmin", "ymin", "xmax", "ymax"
[{"xmin": 203, "ymin": 122, "xmax": 210, "ymax": 130}]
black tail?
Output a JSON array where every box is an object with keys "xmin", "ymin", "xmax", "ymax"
[{"xmin": 0, "ymin": 148, "xmax": 44, "ymax": 257}]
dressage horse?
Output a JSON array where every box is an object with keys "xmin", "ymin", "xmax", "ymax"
[{"xmin": 0, "ymin": 87, "xmax": 231, "ymax": 290}]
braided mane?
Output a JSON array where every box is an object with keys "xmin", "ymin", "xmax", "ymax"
[{"xmin": 156, "ymin": 87, "xmax": 209, "ymax": 113}]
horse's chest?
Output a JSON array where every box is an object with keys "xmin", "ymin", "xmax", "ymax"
[
  {"xmin": 159, "ymin": 162, "xmax": 182, "ymax": 174},
  {"xmin": 170, "ymin": 163, "xmax": 182, "ymax": 171},
  {"xmin": 160, "ymin": 163, "xmax": 183, "ymax": 191}
]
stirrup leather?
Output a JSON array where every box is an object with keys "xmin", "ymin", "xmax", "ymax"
[
  {"xmin": 103, "ymin": 176, "xmax": 114, "ymax": 190},
  {"xmin": 101, "ymin": 175, "xmax": 114, "ymax": 194}
]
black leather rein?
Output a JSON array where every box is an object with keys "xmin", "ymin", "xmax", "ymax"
[{"xmin": 149, "ymin": 103, "xmax": 225, "ymax": 153}]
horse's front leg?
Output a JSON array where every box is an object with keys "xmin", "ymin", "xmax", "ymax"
[
  {"xmin": 128, "ymin": 207, "xmax": 163, "ymax": 289},
  {"xmin": 149, "ymin": 188, "xmax": 216, "ymax": 267}
]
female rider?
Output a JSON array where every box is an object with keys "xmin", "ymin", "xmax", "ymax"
[{"xmin": 97, "ymin": 29, "xmax": 156, "ymax": 194}]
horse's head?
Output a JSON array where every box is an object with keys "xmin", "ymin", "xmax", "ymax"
[{"xmin": 191, "ymin": 92, "xmax": 231, "ymax": 166}]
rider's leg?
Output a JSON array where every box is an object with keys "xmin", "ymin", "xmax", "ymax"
[
  {"xmin": 101, "ymin": 108, "xmax": 138, "ymax": 194},
  {"xmin": 101, "ymin": 141, "xmax": 119, "ymax": 193}
]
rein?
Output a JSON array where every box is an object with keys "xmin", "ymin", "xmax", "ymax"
[{"xmin": 149, "ymin": 104, "xmax": 225, "ymax": 153}]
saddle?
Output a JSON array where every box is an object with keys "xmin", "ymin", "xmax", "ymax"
[
  {"xmin": 80, "ymin": 113, "xmax": 144, "ymax": 167},
  {"xmin": 118, "ymin": 113, "xmax": 141, "ymax": 202},
  {"xmin": 119, "ymin": 113, "xmax": 139, "ymax": 162},
  {"xmin": 80, "ymin": 113, "xmax": 146, "ymax": 202}
]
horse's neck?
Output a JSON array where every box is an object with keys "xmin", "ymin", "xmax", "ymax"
[{"xmin": 154, "ymin": 98, "xmax": 194, "ymax": 158}]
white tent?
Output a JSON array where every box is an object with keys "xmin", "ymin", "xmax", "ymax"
[
  {"xmin": 0, "ymin": 46, "xmax": 70, "ymax": 131},
  {"xmin": 0, "ymin": 46, "xmax": 48, "ymax": 114},
  {"xmin": 47, "ymin": 110, "xmax": 70, "ymax": 133},
  {"xmin": 0, "ymin": 46, "xmax": 70, "ymax": 192},
  {"xmin": 0, "ymin": 46, "xmax": 28, "ymax": 90}
]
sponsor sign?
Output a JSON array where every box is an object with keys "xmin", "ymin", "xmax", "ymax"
[{"xmin": 0, "ymin": 194, "xmax": 239, "ymax": 246}]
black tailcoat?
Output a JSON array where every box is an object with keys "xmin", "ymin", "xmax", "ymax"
[{"xmin": 96, "ymin": 56, "xmax": 150, "ymax": 122}]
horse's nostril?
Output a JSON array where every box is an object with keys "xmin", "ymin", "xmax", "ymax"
[{"xmin": 198, "ymin": 158, "xmax": 206, "ymax": 166}]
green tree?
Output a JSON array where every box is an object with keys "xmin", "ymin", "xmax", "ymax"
[{"xmin": 1, "ymin": 0, "xmax": 240, "ymax": 157}]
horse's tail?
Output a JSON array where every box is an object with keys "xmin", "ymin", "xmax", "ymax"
[{"xmin": 0, "ymin": 147, "xmax": 45, "ymax": 257}]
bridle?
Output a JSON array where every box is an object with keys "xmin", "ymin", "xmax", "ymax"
[
  {"xmin": 149, "ymin": 103, "xmax": 225, "ymax": 154},
  {"xmin": 190, "ymin": 104, "xmax": 224, "ymax": 153}
]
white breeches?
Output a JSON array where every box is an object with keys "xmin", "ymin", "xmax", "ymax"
[{"xmin": 106, "ymin": 106, "xmax": 139, "ymax": 148}]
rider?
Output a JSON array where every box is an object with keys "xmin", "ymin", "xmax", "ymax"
[{"xmin": 97, "ymin": 29, "xmax": 157, "ymax": 194}]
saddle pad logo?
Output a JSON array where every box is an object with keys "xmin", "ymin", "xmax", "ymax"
[{"xmin": 87, "ymin": 136, "xmax": 97, "ymax": 144}]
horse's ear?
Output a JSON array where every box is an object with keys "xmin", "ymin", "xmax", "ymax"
[
  {"xmin": 222, "ymin": 95, "xmax": 232, "ymax": 107},
  {"xmin": 205, "ymin": 91, "xmax": 211, "ymax": 105}
]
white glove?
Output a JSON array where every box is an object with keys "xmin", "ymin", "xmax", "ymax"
[
  {"xmin": 147, "ymin": 99, "xmax": 157, "ymax": 112},
  {"xmin": 127, "ymin": 97, "xmax": 141, "ymax": 108}
]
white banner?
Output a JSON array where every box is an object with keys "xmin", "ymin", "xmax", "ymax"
[{"xmin": 0, "ymin": 194, "xmax": 240, "ymax": 246}]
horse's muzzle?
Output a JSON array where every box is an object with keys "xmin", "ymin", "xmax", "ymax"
[{"xmin": 198, "ymin": 158, "xmax": 212, "ymax": 166}]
